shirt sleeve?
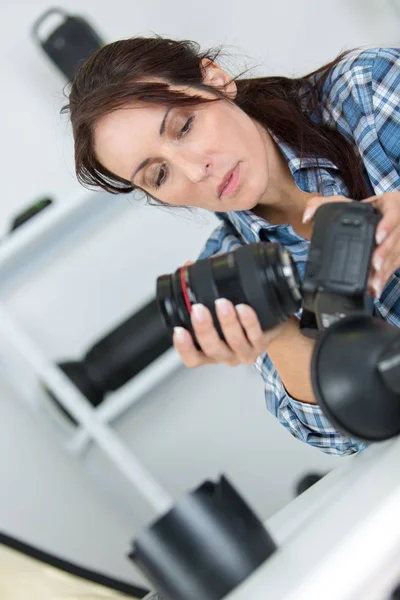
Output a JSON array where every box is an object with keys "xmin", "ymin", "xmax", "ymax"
[
  {"xmin": 319, "ymin": 47, "xmax": 400, "ymax": 193},
  {"xmin": 254, "ymin": 351, "xmax": 367, "ymax": 456},
  {"xmin": 370, "ymin": 48, "xmax": 400, "ymax": 178}
]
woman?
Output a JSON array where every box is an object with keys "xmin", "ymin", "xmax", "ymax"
[{"xmin": 65, "ymin": 37, "xmax": 400, "ymax": 456}]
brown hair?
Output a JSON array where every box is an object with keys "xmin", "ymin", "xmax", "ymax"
[{"xmin": 64, "ymin": 36, "xmax": 370, "ymax": 201}]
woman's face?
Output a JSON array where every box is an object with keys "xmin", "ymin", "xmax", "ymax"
[{"xmin": 94, "ymin": 62, "xmax": 271, "ymax": 212}]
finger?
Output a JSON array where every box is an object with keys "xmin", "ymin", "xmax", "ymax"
[
  {"xmin": 371, "ymin": 227, "xmax": 398, "ymax": 274},
  {"xmin": 214, "ymin": 299, "xmax": 256, "ymax": 364},
  {"xmin": 302, "ymin": 195, "xmax": 350, "ymax": 223},
  {"xmin": 384, "ymin": 238, "xmax": 400, "ymax": 276},
  {"xmin": 372, "ymin": 277, "xmax": 383, "ymax": 299},
  {"xmin": 374, "ymin": 205, "xmax": 400, "ymax": 246},
  {"xmin": 372, "ymin": 239, "xmax": 400, "ymax": 298},
  {"xmin": 361, "ymin": 191, "xmax": 398, "ymax": 208},
  {"xmin": 235, "ymin": 304, "xmax": 266, "ymax": 353},
  {"xmin": 362, "ymin": 193, "xmax": 400, "ymax": 244},
  {"xmin": 173, "ymin": 326, "xmax": 214, "ymax": 368},
  {"xmin": 237, "ymin": 304, "xmax": 286, "ymax": 354},
  {"xmin": 190, "ymin": 303, "xmax": 235, "ymax": 363},
  {"xmin": 302, "ymin": 198, "xmax": 327, "ymax": 224},
  {"xmin": 361, "ymin": 195, "xmax": 381, "ymax": 205}
]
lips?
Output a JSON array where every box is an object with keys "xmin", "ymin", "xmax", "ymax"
[{"xmin": 218, "ymin": 163, "xmax": 240, "ymax": 198}]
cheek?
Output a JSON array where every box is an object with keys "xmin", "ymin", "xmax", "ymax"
[
  {"xmin": 245, "ymin": 145, "xmax": 270, "ymax": 200},
  {"xmin": 254, "ymin": 134, "xmax": 270, "ymax": 177},
  {"xmin": 159, "ymin": 181, "xmax": 200, "ymax": 207}
]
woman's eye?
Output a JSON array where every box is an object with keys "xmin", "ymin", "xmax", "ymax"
[
  {"xmin": 155, "ymin": 164, "xmax": 167, "ymax": 188},
  {"xmin": 152, "ymin": 116, "xmax": 194, "ymax": 188},
  {"xmin": 178, "ymin": 116, "xmax": 194, "ymax": 138}
]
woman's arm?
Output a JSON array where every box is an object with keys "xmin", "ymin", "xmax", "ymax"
[
  {"xmin": 267, "ymin": 316, "xmax": 317, "ymax": 404},
  {"xmin": 174, "ymin": 299, "xmax": 318, "ymax": 405},
  {"xmin": 174, "ymin": 299, "xmax": 366, "ymax": 455}
]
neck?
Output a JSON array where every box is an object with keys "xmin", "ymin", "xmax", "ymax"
[{"xmin": 252, "ymin": 127, "xmax": 319, "ymax": 237}]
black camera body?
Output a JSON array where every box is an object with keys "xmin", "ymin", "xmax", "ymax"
[{"xmin": 300, "ymin": 202, "xmax": 381, "ymax": 338}]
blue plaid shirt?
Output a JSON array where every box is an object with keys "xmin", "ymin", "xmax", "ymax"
[{"xmin": 198, "ymin": 48, "xmax": 400, "ymax": 456}]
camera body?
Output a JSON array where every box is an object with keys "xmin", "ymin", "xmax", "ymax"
[{"xmin": 300, "ymin": 202, "xmax": 381, "ymax": 338}]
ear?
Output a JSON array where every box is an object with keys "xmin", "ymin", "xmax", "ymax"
[{"xmin": 200, "ymin": 58, "xmax": 237, "ymax": 99}]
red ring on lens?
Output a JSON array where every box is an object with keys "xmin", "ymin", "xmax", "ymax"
[{"xmin": 180, "ymin": 266, "xmax": 192, "ymax": 314}]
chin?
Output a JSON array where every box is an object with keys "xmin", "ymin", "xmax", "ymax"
[
  {"xmin": 240, "ymin": 188, "xmax": 266, "ymax": 211},
  {"xmin": 245, "ymin": 176, "xmax": 269, "ymax": 209},
  {"xmin": 223, "ymin": 198, "xmax": 258, "ymax": 213},
  {"xmin": 220, "ymin": 176, "xmax": 268, "ymax": 213}
]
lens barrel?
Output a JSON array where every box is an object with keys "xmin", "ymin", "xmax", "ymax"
[{"xmin": 156, "ymin": 242, "xmax": 301, "ymax": 346}]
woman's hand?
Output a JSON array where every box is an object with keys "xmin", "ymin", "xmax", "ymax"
[
  {"xmin": 173, "ymin": 260, "xmax": 284, "ymax": 368},
  {"xmin": 362, "ymin": 192, "xmax": 400, "ymax": 297},
  {"xmin": 302, "ymin": 194, "xmax": 351, "ymax": 225},
  {"xmin": 173, "ymin": 298, "xmax": 284, "ymax": 368},
  {"xmin": 302, "ymin": 192, "xmax": 400, "ymax": 298}
]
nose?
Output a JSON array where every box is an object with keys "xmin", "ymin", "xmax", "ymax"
[{"xmin": 173, "ymin": 148, "xmax": 211, "ymax": 183}]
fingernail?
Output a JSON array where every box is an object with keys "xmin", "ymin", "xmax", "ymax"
[
  {"xmin": 374, "ymin": 256, "xmax": 383, "ymax": 272},
  {"xmin": 376, "ymin": 230, "xmax": 387, "ymax": 245},
  {"xmin": 215, "ymin": 298, "xmax": 230, "ymax": 316},
  {"xmin": 373, "ymin": 280, "xmax": 382, "ymax": 298},
  {"xmin": 236, "ymin": 304, "xmax": 250, "ymax": 318},
  {"xmin": 174, "ymin": 327, "xmax": 186, "ymax": 343},
  {"xmin": 302, "ymin": 208, "xmax": 314, "ymax": 224},
  {"xmin": 192, "ymin": 304, "xmax": 206, "ymax": 322}
]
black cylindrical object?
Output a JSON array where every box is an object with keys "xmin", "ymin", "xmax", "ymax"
[
  {"xmin": 312, "ymin": 314, "xmax": 400, "ymax": 441},
  {"xmin": 131, "ymin": 476, "xmax": 277, "ymax": 600},
  {"xmin": 157, "ymin": 242, "xmax": 302, "ymax": 348},
  {"xmin": 47, "ymin": 299, "xmax": 172, "ymax": 416},
  {"xmin": 82, "ymin": 299, "xmax": 171, "ymax": 393}
]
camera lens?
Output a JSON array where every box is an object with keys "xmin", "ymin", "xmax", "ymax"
[{"xmin": 156, "ymin": 242, "xmax": 302, "ymax": 347}]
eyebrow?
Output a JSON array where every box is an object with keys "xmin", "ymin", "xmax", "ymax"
[{"xmin": 130, "ymin": 107, "xmax": 172, "ymax": 183}]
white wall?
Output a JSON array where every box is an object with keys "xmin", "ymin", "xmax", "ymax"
[{"xmin": 0, "ymin": 0, "xmax": 399, "ymax": 582}]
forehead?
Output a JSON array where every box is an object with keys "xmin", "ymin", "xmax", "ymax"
[
  {"xmin": 95, "ymin": 103, "xmax": 166, "ymax": 147},
  {"xmin": 93, "ymin": 81, "xmax": 216, "ymax": 149},
  {"xmin": 93, "ymin": 103, "xmax": 167, "ymax": 174}
]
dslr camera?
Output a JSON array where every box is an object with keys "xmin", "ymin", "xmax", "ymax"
[{"xmin": 156, "ymin": 202, "xmax": 381, "ymax": 345}]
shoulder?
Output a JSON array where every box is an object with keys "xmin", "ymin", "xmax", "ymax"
[
  {"xmin": 369, "ymin": 47, "xmax": 400, "ymax": 81},
  {"xmin": 313, "ymin": 48, "xmax": 400, "ymax": 150},
  {"xmin": 323, "ymin": 47, "xmax": 400, "ymax": 78},
  {"xmin": 320, "ymin": 47, "xmax": 400, "ymax": 107},
  {"xmin": 316, "ymin": 48, "xmax": 400, "ymax": 194},
  {"xmin": 327, "ymin": 47, "xmax": 398, "ymax": 76}
]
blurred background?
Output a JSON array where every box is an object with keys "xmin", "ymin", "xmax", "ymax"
[{"xmin": 0, "ymin": 0, "xmax": 399, "ymax": 589}]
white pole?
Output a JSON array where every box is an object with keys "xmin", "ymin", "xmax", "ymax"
[{"xmin": 0, "ymin": 304, "xmax": 173, "ymax": 517}]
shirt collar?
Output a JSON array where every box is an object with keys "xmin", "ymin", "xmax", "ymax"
[
  {"xmin": 270, "ymin": 132, "xmax": 340, "ymax": 175},
  {"xmin": 216, "ymin": 207, "xmax": 288, "ymax": 239}
]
